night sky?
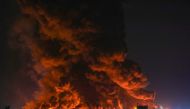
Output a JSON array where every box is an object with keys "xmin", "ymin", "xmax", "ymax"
[{"xmin": 0, "ymin": 0, "xmax": 190, "ymax": 109}]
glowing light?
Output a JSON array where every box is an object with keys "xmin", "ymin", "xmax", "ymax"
[{"xmin": 156, "ymin": 105, "xmax": 170, "ymax": 109}]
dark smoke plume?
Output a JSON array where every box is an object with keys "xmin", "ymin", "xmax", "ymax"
[{"xmin": 12, "ymin": 0, "xmax": 156, "ymax": 108}]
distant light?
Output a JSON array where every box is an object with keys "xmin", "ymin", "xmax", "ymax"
[
  {"xmin": 156, "ymin": 105, "xmax": 170, "ymax": 109},
  {"xmin": 160, "ymin": 105, "xmax": 163, "ymax": 109}
]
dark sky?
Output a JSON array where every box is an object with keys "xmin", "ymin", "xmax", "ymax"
[
  {"xmin": 125, "ymin": 0, "xmax": 190, "ymax": 108},
  {"xmin": 0, "ymin": 0, "xmax": 190, "ymax": 109}
]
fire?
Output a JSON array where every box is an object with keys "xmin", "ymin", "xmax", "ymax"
[{"xmin": 12, "ymin": 0, "xmax": 156, "ymax": 109}]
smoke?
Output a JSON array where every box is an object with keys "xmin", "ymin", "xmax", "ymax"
[{"xmin": 12, "ymin": 0, "xmax": 156, "ymax": 108}]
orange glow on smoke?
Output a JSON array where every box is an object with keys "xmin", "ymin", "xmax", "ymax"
[{"xmin": 13, "ymin": 0, "xmax": 157, "ymax": 109}]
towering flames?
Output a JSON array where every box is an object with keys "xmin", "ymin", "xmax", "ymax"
[{"xmin": 12, "ymin": 0, "xmax": 155, "ymax": 108}]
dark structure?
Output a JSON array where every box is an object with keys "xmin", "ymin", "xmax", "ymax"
[
  {"xmin": 137, "ymin": 105, "xmax": 148, "ymax": 109},
  {"xmin": 5, "ymin": 105, "xmax": 10, "ymax": 109}
]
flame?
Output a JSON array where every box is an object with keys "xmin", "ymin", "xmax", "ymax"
[{"xmin": 12, "ymin": 0, "xmax": 156, "ymax": 109}]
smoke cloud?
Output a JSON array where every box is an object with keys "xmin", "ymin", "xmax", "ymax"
[{"xmin": 12, "ymin": 0, "xmax": 156, "ymax": 108}]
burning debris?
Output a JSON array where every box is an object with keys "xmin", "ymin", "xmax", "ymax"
[{"xmin": 12, "ymin": 0, "xmax": 156, "ymax": 108}]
